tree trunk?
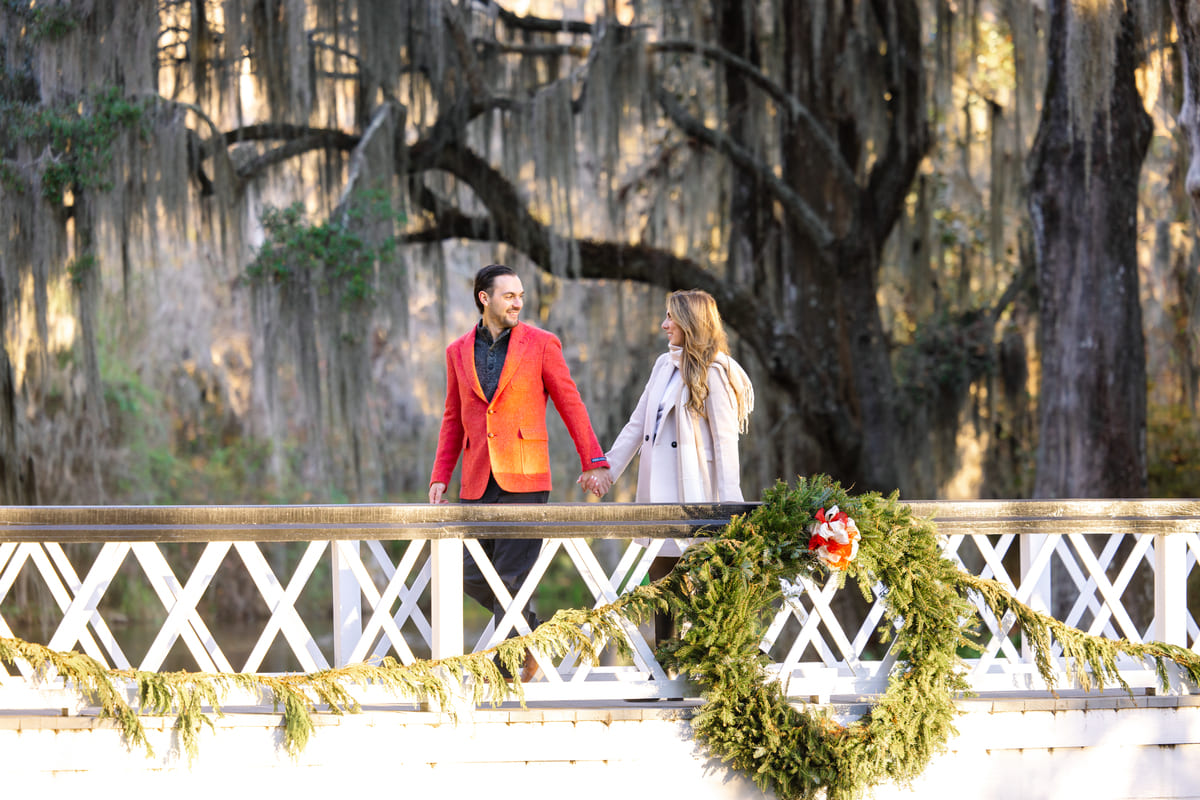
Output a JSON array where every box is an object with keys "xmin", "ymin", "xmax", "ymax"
[
  {"xmin": 0, "ymin": 277, "xmax": 36, "ymax": 505},
  {"xmin": 1170, "ymin": 0, "xmax": 1200, "ymax": 219},
  {"xmin": 714, "ymin": 0, "xmax": 766, "ymax": 293},
  {"xmin": 772, "ymin": 0, "xmax": 925, "ymax": 494},
  {"xmin": 1028, "ymin": 2, "xmax": 1151, "ymax": 498}
]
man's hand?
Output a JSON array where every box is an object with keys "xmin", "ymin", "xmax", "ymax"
[
  {"xmin": 578, "ymin": 467, "xmax": 613, "ymax": 497},
  {"xmin": 429, "ymin": 482, "xmax": 449, "ymax": 504}
]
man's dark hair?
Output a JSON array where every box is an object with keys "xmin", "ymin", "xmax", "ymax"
[{"xmin": 474, "ymin": 264, "xmax": 518, "ymax": 313}]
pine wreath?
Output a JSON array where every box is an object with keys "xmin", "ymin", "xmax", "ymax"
[
  {"xmin": 626, "ymin": 475, "xmax": 1200, "ymax": 799},
  {"xmin": 3, "ymin": 473, "xmax": 1200, "ymax": 798}
]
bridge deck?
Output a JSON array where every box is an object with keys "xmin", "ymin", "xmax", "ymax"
[{"xmin": 4, "ymin": 692, "xmax": 1200, "ymax": 799}]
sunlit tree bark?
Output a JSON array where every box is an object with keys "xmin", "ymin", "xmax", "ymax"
[{"xmin": 1170, "ymin": 0, "xmax": 1200, "ymax": 218}]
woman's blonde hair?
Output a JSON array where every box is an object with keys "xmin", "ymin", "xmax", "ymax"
[{"xmin": 667, "ymin": 289, "xmax": 729, "ymax": 416}]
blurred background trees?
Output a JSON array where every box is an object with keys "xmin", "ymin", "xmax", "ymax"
[{"xmin": 2, "ymin": 0, "xmax": 1198, "ymax": 510}]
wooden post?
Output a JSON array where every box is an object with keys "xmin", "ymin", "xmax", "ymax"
[
  {"xmin": 1153, "ymin": 531, "xmax": 1187, "ymax": 695},
  {"xmin": 425, "ymin": 536, "xmax": 467, "ymax": 714},
  {"xmin": 1020, "ymin": 533, "xmax": 1053, "ymax": 666},
  {"xmin": 430, "ymin": 537, "xmax": 464, "ymax": 660},
  {"xmin": 1154, "ymin": 532, "xmax": 1186, "ymax": 647},
  {"xmin": 332, "ymin": 540, "xmax": 362, "ymax": 667}
]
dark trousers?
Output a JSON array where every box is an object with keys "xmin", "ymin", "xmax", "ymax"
[
  {"xmin": 648, "ymin": 555, "xmax": 680, "ymax": 645},
  {"xmin": 460, "ymin": 474, "xmax": 548, "ymax": 638}
]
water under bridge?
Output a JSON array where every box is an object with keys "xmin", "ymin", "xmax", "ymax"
[{"xmin": 2, "ymin": 499, "xmax": 1200, "ymax": 799}]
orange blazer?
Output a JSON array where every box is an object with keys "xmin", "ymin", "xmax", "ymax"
[{"xmin": 431, "ymin": 322, "xmax": 609, "ymax": 499}]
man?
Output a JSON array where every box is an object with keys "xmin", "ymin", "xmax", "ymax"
[{"xmin": 430, "ymin": 264, "xmax": 613, "ymax": 682}]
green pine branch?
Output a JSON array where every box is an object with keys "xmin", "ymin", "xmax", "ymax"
[
  {"xmin": 3, "ymin": 474, "xmax": 1199, "ymax": 800},
  {"xmin": 960, "ymin": 573, "xmax": 1200, "ymax": 692}
]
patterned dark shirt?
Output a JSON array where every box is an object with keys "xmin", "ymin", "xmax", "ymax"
[{"xmin": 474, "ymin": 321, "xmax": 512, "ymax": 402}]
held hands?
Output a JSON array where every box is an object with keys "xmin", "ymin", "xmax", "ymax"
[
  {"xmin": 432, "ymin": 474, "xmax": 610, "ymax": 501},
  {"xmin": 577, "ymin": 467, "xmax": 613, "ymax": 498}
]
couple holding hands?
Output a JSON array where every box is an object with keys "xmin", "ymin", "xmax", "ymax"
[{"xmin": 428, "ymin": 264, "xmax": 754, "ymax": 678}]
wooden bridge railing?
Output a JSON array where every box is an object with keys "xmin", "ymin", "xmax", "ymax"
[{"xmin": 2, "ymin": 500, "xmax": 1199, "ymax": 707}]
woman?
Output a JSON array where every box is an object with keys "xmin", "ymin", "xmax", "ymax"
[{"xmin": 587, "ymin": 289, "xmax": 754, "ymax": 643}]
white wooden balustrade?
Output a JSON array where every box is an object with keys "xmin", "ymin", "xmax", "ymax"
[{"xmin": 1, "ymin": 500, "xmax": 1199, "ymax": 710}]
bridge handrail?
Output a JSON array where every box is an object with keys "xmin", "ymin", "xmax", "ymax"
[
  {"xmin": 5, "ymin": 498, "xmax": 1200, "ymax": 541},
  {"xmin": 2, "ymin": 498, "xmax": 1199, "ymax": 706},
  {"xmin": 0, "ymin": 501, "xmax": 759, "ymax": 542}
]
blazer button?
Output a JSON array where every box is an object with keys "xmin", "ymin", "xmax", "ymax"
[
  {"xmin": 644, "ymin": 435, "xmax": 650, "ymax": 442},
  {"xmin": 671, "ymin": 441, "xmax": 677, "ymax": 448},
  {"xmin": 488, "ymin": 432, "xmax": 495, "ymax": 438},
  {"xmin": 487, "ymin": 409, "xmax": 494, "ymax": 414}
]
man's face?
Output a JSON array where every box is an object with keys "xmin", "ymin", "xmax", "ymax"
[{"xmin": 481, "ymin": 274, "xmax": 524, "ymax": 331}]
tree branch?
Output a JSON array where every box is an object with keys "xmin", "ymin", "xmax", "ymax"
[
  {"xmin": 489, "ymin": 3, "xmax": 595, "ymax": 35},
  {"xmin": 221, "ymin": 124, "xmax": 360, "ymax": 149},
  {"xmin": 649, "ymin": 39, "xmax": 857, "ymax": 197},
  {"xmin": 986, "ymin": 249, "xmax": 1036, "ymax": 325},
  {"xmin": 655, "ymin": 86, "xmax": 835, "ymax": 249},
  {"xmin": 473, "ymin": 39, "xmax": 589, "ymax": 58},
  {"xmin": 863, "ymin": 0, "xmax": 929, "ymax": 247},
  {"xmin": 232, "ymin": 131, "xmax": 360, "ymax": 179},
  {"xmin": 444, "ymin": 2, "xmax": 489, "ymax": 100},
  {"xmin": 410, "ymin": 141, "xmax": 803, "ymax": 390},
  {"xmin": 334, "ymin": 102, "xmax": 400, "ymax": 223},
  {"xmin": 407, "ymin": 95, "xmax": 519, "ymax": 169},
  {"xmin": 226, "ymin": 92, "xmax": 514, "ymax": 183},
  {"xmin": 147, "ymin": 95, "xmax": 236, "ymax": 192},
  {"xmin": 424, "ymin": 143, "xmax": 552, "ymax": 261}
]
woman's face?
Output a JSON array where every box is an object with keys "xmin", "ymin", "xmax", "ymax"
[{"xmin": 662, "ymin": 310, "xmax": 685, "ymax": 347}]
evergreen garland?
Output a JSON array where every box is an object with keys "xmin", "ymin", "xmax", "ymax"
[
  {"xmin": 3, "ymin": 474, "xmax": 1199, "ymax": 798},
  {"xmin": 650, "ymin": 475, "xmax": 1200, "ymax": 798}
]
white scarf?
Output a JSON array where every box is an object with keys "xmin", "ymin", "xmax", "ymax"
[{"xmin": 668, "ymin": 346, "xmax": 755, "ymax": 433}]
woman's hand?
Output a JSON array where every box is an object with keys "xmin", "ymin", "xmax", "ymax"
[{"xmin": 577, "ymin": 468, "xmax": 613, "ymax": 497}]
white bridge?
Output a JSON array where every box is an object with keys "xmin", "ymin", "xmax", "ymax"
[{"xmin": 2, "ymin": 500, "xmax": 1200, "ymax": 799}]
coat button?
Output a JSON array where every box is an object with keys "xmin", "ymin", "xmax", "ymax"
[
  {"xmin": 671, "ymin": 441, "xmax": 677, "ymax": 448},
  {"xmin": 644, "ymin": 435, "xmax": 650, "ymax": 441},
  {"xmin": 487, "ymin": 409, "xmax": 494, "ymax": 414},
  {"xmin": 488, "ymin": 432, "xmax": 495, "ymax": 438}
]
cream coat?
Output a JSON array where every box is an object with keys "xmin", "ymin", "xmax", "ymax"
[{"xmin": 606, "ymin": 351, "xmax": 747, "ymax": 506}]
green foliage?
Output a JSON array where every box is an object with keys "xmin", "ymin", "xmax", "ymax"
[
  {"xmin": 0, "ymin": 636, "xmax": 150, "ymax": 755},
  {"xmin": 0, "ymin": 159, "xmax": 26, "ymax": 193},
  {"xmin": 1, "ymin": 86, "xmax": 149, "ymax": 204},
  {"xmin": 0, "ymin": 49, "xmax": 38, "ymax": 106},
  {"xmin": 246, "ymin": 191, "xmax": 402, "ymax": 311},
  {"xmin": 5, "ymin": 475, "xmax": 1200, "ymax": 797},
  {"xmin": 895, "ymin": 308, "xmax": 995, "ymax": 403},
  {"xmin": 0, "ymin": 619, "xmax": 594, "ymax": 759},
  {"xmin": 91, "ymin": 328, "xmax": 288, "ymax": 506},
  {"xmin": 66, "ymin": 252, "xmax": 97, "ymax": 288},
  {"xmin": 664, "ymin": 476, "xmax": 1200, "ymax": 799},
  {"xmin": 129, "ymin": 439, "xmax": 279, "ymax": 505},
  {"xmin": 1147, "ymin": 402, "xmax": 1200, "ymax": 498},
  {"xmin": 1, "ymin": 0, "xmax": 81, "ymax": 41},
  {"xmin": 659, "ymin": 477, "xmax": 977, "ymax": 799}
]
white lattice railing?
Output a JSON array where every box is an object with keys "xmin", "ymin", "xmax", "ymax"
[{"xmin": 2, "ymin": 500, "xmax": 1199, "ymax": 708}]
